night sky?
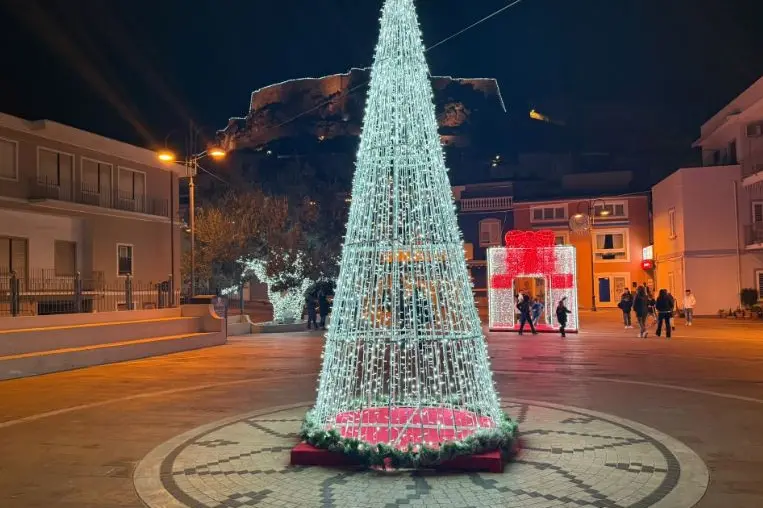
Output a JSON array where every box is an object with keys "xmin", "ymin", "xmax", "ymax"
[{"xmin": 2, "ymin": 0, "xmax": 763, "ymax": 159}]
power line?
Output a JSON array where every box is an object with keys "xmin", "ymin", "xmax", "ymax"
[
  {"xmin": 425, "ymin": 0, "xmax": 525, "ymax": 53},
  {"xmin": 205, "ymin": 1, "xmax": 527, "ymax": 187},
  {"xmin": 258, "ymin": 0, "xmax": 526, "ymax": 141}
]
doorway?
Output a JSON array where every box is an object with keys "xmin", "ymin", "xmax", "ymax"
[
  {"xmin": 595, "ymin": 273, "xmax": 630, "ymax": 307},
  {"xmin": 513, "ymin": 277, "xmax": 551, "ymax": 326}
]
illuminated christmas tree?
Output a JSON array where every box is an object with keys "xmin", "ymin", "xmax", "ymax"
[{"xmin": 300, "ymin": 0, "xmax": 515, "ymax": 467}]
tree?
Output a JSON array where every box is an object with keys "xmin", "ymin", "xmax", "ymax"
[
  {"xmin": 302, "ymin": 0, "xmax": 514, "ymax": 467},
  {"xmin": 184, "ymin": 190, "xmax": 289, "ymax": 293}
]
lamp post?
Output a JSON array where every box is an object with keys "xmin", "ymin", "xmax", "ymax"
[
  {"xmin": 158, "ymin": 146, "xmax": 226, "ymax": 297},
  {"xmin": 571, "ymin": 199, "xmax": 610, "ymax": 312}
]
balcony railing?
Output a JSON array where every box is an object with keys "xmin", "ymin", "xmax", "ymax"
[
  {"xmin": 460, "ymin": 196, "xmax": 514, "ymax": 212},
  {"xmin": 0, "ymin": 268, "xmax": 177, "ymax": 316},
  {"xmin": 28, "ymin": 178, "xmax": 170, "ymax": 218},
  {"xmin": 745, "ymin": 223, "xmax": 763, "ymax": 248}
]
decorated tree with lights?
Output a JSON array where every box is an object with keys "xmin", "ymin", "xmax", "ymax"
[
  {"xmin": 300, "ymin": 0, "xmax": 515, "ymax": 467},
  {"xmin": 242, "ymin": 253, "xmax": 312, "ymax": 324}
]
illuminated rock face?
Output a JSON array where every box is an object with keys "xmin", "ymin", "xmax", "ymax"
[{"xmin": 217, "ymin": 68, "xmax": 506, "ymax": 151}]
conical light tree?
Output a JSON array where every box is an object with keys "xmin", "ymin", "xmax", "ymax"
[{"xmin": 301, "ymin": 0, "xmax": 516, "ymax": 467}]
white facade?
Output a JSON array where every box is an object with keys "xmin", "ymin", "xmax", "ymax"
[
  {"xmin": 653, "ymin": 76, "xmax": 763, "ymax": 315},
  {"xmin": 693, "ymin": 76, "xmax": 763, "ymax": 186}
]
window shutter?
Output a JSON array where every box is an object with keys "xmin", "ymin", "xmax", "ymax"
[
  {"xmin": 754, "ymin": 203, "xmax": 763, "ymax": 223},
  {"xmin": 0, "ymin": 140, "xmax": 16, "ymax": 179}
]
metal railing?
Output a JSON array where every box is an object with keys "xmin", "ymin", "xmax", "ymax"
[
  {"xmin": 460, "ymin": 196, "xmax": 514, "ymax": 212},
  {"xmin": 745, "ymin": 223, "xmax": 763, "ymax": 247},
  {"xmin": 28, "ymin": 178, "xmax": 170, "ymax": 218},
  {"xmin": 0, "ymin": 269, "xmax": 177, "ymax": 317}
]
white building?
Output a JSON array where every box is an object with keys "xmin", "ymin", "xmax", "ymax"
[{"xmin": 652, "ymin": 77, "xmax": 763, "ymax": 315}]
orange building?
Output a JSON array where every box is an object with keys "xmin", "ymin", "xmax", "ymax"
[{"xmin": 512, "ymin": 194, "xmax": 652, "ymax": 309}]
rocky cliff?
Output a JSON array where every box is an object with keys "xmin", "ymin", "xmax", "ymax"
[{"xmin": 217, "ymin": 68, "xmax": 507, "ymax": 151}]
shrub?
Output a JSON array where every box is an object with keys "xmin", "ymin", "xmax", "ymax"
[{"xmin": 740, "ymin": 288, "xmax": 759, "ymax": 309}]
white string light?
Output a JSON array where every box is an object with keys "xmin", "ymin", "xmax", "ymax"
[
  {"xmin": 243, "ymin": 256, "xmax": 311, "ymax": 324},
  {"xmin": 305, "ymin": 0, "xmax": 506, "ymax": 455}
]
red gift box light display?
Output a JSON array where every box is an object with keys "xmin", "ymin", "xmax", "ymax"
[{"xmin": 487, "ymin": 230, "xmax": 578, "ymax": 332}]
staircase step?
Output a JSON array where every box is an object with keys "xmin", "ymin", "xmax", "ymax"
[
  {"xmin": 0, "ymin": 332, "xmax": 225, "ymax": 381},
  {"xmin": 0, "ymin": 317, "xmax": 202, "ymax": 356}
]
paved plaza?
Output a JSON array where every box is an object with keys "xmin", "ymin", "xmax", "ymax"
[{"xmin": 0, "ymin": 311, "xmax": 762, "ymax": 507}]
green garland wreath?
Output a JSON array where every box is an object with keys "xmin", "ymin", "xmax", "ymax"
[{"xmin": 299, "ymin": 409, "xmax": 518, "ymax": 469}]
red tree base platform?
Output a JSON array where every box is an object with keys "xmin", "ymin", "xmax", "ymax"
[
  {"xmin": 290, "ymin": 442, "xmax": 504, "ymax": 473},
  {"xmin": 291, "ymin": 407, "xmax": 507, "ymax": 473}
]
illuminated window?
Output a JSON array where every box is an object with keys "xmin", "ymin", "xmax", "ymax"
[{"xmin": 594, "ymin": 229, "xmax": 629, "ymax": 261}]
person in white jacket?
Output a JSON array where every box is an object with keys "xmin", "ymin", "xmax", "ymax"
[{"xmin": 684, "ymin": 289, "xmax": 697, "ymax": 326}]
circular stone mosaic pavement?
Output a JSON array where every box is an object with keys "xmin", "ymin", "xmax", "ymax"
[{"xmin": 134, "ymin": 399, "xmax": 709, "ymax": 508}]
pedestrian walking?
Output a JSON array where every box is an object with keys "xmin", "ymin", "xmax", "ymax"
[
  {"xmin": 667, "ymin": 291, "xmax": 677, "ymax": 331},
  {"xmin": 683, "ymin": 289, "xmax": 696, "ymax": 326},
  {"xmin": 318, "ymin": 289, "xmax": 330, "ymax": 330},
  {"xmin": 633, "ymin": 286, "xmax": 649, "ymax": 338},
  {"xmin": 618, "ymin": 289, "xmax": 633, "ymax": 328},
  {"xmin": 305, "ymin": 292, "xmax": 318, "ymax": 330},
  {"xmin": 531, "ymin": 298, "xmax": 543, "ymax": 326},
  {"xmin": 517, "ymin": 292, "xmax": 537, "ymax": 335},
  {"xmin": 556, "ymin": 297, "xmax": 571, "ymax": 338},
  {"xmin": 655, "ymin": 289, "xmax": 674, "ymax": 339}
]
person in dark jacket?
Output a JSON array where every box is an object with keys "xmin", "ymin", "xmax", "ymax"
[
  {"xmin": 531, "ymin": 298, "xmax": 544, "ymax": 326},
  {"xmin": 556, "ymin": 297, "xmax": 572, "ymax": 338},
  {"xmin": 633, "ymin": 286, "xmax": 650, "ymax": 338},
  {"xmin": 318, "ymin": 290, "xmax": 330, "ymax": 330},
  {"xmin": 305, "ymin": 292, "xmax": 318, "ymax": 330},
  {"xmin": 655, "ymin": 288, "xmax": 674, "ymax": 339},
  {"xmin": 517, "ymin": 292, "xmax": 537, "ymax": 335},
  {"xmin": 618, "ymin": 289, "xmax": 634, "ymax": 328}
]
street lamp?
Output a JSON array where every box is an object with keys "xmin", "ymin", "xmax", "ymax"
[
  {"xmin": 570, "ymin": 199, "xmax": 609, "ymax": 311},
  {"xmin": 157, "ymin": 146, "xmax": 226, "ymax": 297}
]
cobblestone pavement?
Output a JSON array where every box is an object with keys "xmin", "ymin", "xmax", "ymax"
[
  {"xmin": 0, "ymin": 311, "xmax": 761, "ymax": 507},
  {"xmin": 134, "ymin": 402, "xmax": 707, "ymax": 508}
]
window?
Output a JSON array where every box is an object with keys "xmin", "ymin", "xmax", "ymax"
[
  {"xmin": 753, "ymin": 202, "xmax": 763, "ymax": 224},
  {"xmin": 117, "ymin": 244, "xmax": 133, "ymax": 276},
  {"xmin": 554, "ymin": 233, "xmax": 568, "ymax": 246},
  {"xmin": 530, "ymin": 205, "xmax": 567, "ymax": 223},
  {"xmin": 463, "ymin": 242, "xmax": 474, "ymax": 260},
  {"xmin": 54, "ymin": 240, "xmax": 77, "ymax": 276},
  {"xmin": 668, "ymin": 208, "xmax": 677, "ymax": 239},
  {"xmin": 594, "ymin": 201, "xmax": 628, "ymax": 219},
  {"xmin": 38, "ymin": 147, "xmax": 74, "ymax": 187},
  {"xmin": 81, "ymin": 158, "xmax": 113, "ymax": 203},
  {"xmin": 118, "ymin": 168, "xmax": 146, "ymax": 200},
  {"xmin": 747, "ymin": 121, "xmax": 763, "ymax": 138},
  {"xmin": 594, "ymin": 229, "xmax": 628, "ymax": 261},
  {"xmin": 757, "ymin": 270, "xmax": 763, "ymax": 301},
  {"xmin": 0, "ymin": 138, "xmax": 18, "ymax": 180},
  {"xmin": 0, "ymin": 237, "xmax": 28, "ymax": 278},
  {"xmin": 479, "ymin": 219, "xmax": 502, "ymax": 247}
]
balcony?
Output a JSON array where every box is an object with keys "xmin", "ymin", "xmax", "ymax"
[
  {"xmin": 28, "ymin": 178, "xmax": 169, "ymax": 218},
  {"xmin": 460, "ymin": 196, "xmax": 514, "ymax": 212},
  {"xmin": 745, "ymin": 223, "xmax": 763, "ymax": 249},
  {"xmin": 742, "ymin": 160, "xmax": 763, "ymax": 187}
]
